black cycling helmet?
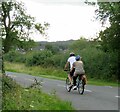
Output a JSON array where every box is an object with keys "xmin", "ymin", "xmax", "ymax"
[
  {"xmin": 69, "ymin": 52, "xmax": 75, "ymax": 57},
  {"xmin": 75, "ymin": 55, "xmax": 80, "ymax": 61}
]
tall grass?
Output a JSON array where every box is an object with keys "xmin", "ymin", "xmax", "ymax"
[
  {"xmin": 5, "ymin": 61, "xmax": 67, "ymax": 79},
  {"xmin": 2, "ymin": 75, "xmax": 74, "ymax": 110}
]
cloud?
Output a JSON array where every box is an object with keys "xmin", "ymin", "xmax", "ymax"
[{"xmin": 18, "ymin": 0, "xmax": 103, "ymax": 42}]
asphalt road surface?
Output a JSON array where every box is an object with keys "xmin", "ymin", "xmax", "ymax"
[{"xmin": 6, "ymin": 71, "xmax": 119, "ymax": 110}]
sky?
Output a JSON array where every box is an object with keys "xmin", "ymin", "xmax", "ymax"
[{"xmin": 17, "ymin": 0, "xmax": 107, "ymax": 42}]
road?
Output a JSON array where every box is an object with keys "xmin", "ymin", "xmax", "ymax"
[{"xmin": 6, "ymin": 71, "xmax": 119, "ymax": 110}]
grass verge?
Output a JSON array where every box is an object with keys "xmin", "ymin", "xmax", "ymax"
[
  {"xmin": 4, "ymin": 61, "xmax": 119, "ymax": 87},
  {"xmin": 2, "ymin": 75, "xmax": 74, "ymax": 110}
]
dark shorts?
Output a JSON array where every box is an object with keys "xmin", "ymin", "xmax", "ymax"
[{"xmin": 70, "ymin": 68, "xmax": 75, "ymax": 77}]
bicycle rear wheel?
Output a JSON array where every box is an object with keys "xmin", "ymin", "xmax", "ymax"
[{"xmin": 77, "ymin": 80, "xmax": 85, "ymax": 95}]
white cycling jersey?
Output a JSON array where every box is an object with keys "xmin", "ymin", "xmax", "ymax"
[{"xmin": 67, "ymin": 56, "xmax": 76, "ymax": 70}]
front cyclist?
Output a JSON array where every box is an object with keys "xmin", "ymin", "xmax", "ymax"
[{"xmin": 64, "ymin": 52, "xmax": 76, "ymax": 86}]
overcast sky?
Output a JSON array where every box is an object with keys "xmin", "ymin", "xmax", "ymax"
[{"xmin": 18, "ymin": 0, "xmax": 106, "ymax": 42}]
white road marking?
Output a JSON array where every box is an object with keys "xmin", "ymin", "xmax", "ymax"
[
  {"xmin": 57, "ymin": 84, "xmax": 92, "ymax": 92},
  {"xmin": 115, "ymin": 96, "xmax": 120, "ymax": 98},
  {"xmin": 85, "ymin": 89, "xmax": 92, "ymax": 92}
]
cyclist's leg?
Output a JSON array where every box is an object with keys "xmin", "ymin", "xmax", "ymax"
[
  {"xmin": 68, "ymin": 73, "xmax": 72, "ymax": 84},
  {"xmin": 79, "ymin": 74, "xmax": 87, "ymax": 85},
  {"xmin": 67, "ymin": 72, "xmax": 74, "ymax": 91},
  {"xmin": 82, "ymin": 74, "xmax": 87, "ymax": 85},
  {"xmin": 72, "ymin": 73, "xmax": 79, "ymax": 90},
  {"xmin": 73, "ymin": 73, "xmax": 78, "ymax": 86},
  {"xmin": 69, "ymin": 68, "xmax": 75, "ymax": 85},
  {"xmin": 78, "ymin": 74, "xmax": 82, "ymax": 80}
]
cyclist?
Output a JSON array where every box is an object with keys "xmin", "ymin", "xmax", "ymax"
[
  {"xmin": 64, "ymin": 52, "xmax": 76, "ymax": 85},
  {"xmin": 71, "ymin": 55, "xmax": 87, "ymax": 90}
]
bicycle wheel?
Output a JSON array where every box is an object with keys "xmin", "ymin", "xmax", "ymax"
[
  {"xmin": 77, "ymin": 80, "xmax": 85, "ymax": 95},
  {"xmin": 66, "ymin": 77, "xmax": 71, "ymax": 92}
]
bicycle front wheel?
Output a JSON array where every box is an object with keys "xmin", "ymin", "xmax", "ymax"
[{"xmin": 66, "ymin": 77, "xmax": 71, "ymax": 92}]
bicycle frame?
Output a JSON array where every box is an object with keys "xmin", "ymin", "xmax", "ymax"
[{"xmin": 66, "ymin": 74, "xmax": 85, "ymax": 94}]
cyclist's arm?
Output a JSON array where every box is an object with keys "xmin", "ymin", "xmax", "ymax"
[{"xmin": 64, "ymin": 61, "xmax": 69, "ymax": 70}]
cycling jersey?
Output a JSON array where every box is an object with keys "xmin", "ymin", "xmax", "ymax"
[
  {"xmin": 73, "ymin": 61, "xmax": 85, "ymax": 74},
  {"xmin": 67, "ymin": 56, "xmax": 76, "ymax": 70}
]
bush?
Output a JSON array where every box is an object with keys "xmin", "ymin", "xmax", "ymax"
[
  {"xmin": 43, "ymin": 52, "xmax": 69, "ymax": 69},
  {"xmin": 76, "ymin": 47, "xmax": 118, "ymax": 81},
  {"xmin": 3, "ymin": 51, "xmax": 26, "ymax": 63},
  {"xmin": 26, "ymin": 50, "xmax": 53, "ymax": 66}
]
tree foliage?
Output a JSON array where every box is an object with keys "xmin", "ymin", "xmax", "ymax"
[
  {"xmin": 45, "ymin": 44, "xmax": 59, "ymax": 54},
  {"xmin": 0, "ymin": 0, "xmax": 50, "ymax": 53},
  {"xmin": 86, "ymin": 2, "xmax": 120, "ymax": 80},
  {"xmin": 70, "ymin": 38, "xmax": 90, "ymax": 52},
  {"xmin": 96, "ymin": 2, "xmax": 120, "ymax": 53},
  {"xmin": 96, "ymin": 2, "xmax": 120, "ymax": 80}
]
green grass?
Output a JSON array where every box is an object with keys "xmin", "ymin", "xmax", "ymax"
[
  {"xmin": 2, "ymin": 75, "xmax": 74, "ymax": 110},
  {"xmin": 4, "ymin": 61, "xmax": 67, "ymax": 79},
  {"xmin": 87, "ymin": 78, "xmax": 119, "ymax": 86},
  {"xmin": 4, "ymin": 61, "xmax": 119, "ymax": 87}
]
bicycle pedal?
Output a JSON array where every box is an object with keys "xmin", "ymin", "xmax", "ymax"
[
  {"xmin": 72, "ymin": 86, "xmax": 77, "ymax": 90},
  {"xmin": 73, "ymin": 88, "xmax": 77, "ymax": 90}
]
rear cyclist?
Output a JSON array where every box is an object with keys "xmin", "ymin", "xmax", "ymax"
[{"xmin": 71, "ymin": 55, "xmax": 87, "ymax": 90}]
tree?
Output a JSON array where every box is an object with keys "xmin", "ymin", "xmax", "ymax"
[
  {"xmin": 0, "ymin": 0, "xmax": 50, "ymax": 74},
  {"xmin": 95, "ymin": 2, "xmax": 120, "ymax": 52},
  {"xmin": 85, "ymin": 2, "xmax": 120, "ymax": 52},
  {"xmin": 0, "ymin": 0, "xmax": 50, "ymax": 53},
  {"xmin": 86, "ymin": 2, "xmax": 120, "ymax": 81},
  {"xmin": 69, "ymin": 38, "xmax": 89, "ymax": 52},
  {"xmin": 45, "ymin": 44, "xmax": 59, "ymax": 54},
  {"xmin": 17, "ymin": 39, "xmax": 37, "ymax": 51},
  {"xmin": 96, "ymin": 2, "xmax": 120, "ymax": 81}
]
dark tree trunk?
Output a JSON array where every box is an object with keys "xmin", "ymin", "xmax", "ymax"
[{"xmin": 3, "ymin": 30, "xmax": 12, "ymax": 53}]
